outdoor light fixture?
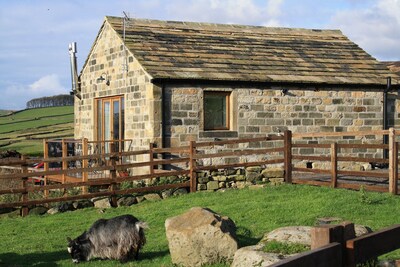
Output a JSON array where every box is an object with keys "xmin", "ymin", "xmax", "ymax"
[{"xmin": 97, "ymin": 73, "xmax": 110, "ymax": 86}]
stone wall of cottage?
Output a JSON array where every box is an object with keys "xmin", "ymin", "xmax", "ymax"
[
  {"xmin": 74, "ymin": 22, "xmax": 161, "ymax": 157},
  {"xmin": 164, "ymin": 84, "xmax": 398, "ymax": 169}
]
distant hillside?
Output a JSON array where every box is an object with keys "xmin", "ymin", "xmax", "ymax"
[{"xmin": 0, "ymin": 106, "xmax": 74, "ymax": 156}]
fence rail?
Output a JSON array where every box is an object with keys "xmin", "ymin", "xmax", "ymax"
[
  {"xmin": 269, "ymin": 223, "xmax": 400, "ymax": 267},
  {"xmin": 1, "ymin": 128, "xmax": 400, "ymax": 216},
  {"xmin": 291, "ymin": 128, "xmax": 399, "ymax": 195},
  {"xmin": 0, "ymin": 135, "xmax": 286, "ymax": 215}
]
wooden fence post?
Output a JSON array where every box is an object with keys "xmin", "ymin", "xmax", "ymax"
[
  {"xmin": 331, "ymin": 143, "xmax": 338, "ymax": 188},
  {"xmin": 189, "ymin": 141, "xmax": 197, "ymax": 193},
  {"xmin": 21, "ymin": 155, "xmax": 29, "ymax": 217},
  {"xmin": 312, "ymin": 222, "xmax": 355, "ymax": 267},
  {"xmin": 43, "ymin": 139, "xmax": 49, "ymax": 198},
  {"xmin": 109, "ymin": 143, "xmax": 118, "ymax": 207},
  {"xmin": 388, "ymin": 128, "xmax": 398, "ymax": 195},
  {"xmin": 82, "ymin": 138, "xmax": 88, "ymax": 194},
  {"xmin": 149, "ymin": 143, "xmax": 155, "ymax": 175},
  {"xmin": 61, "ymin": 139, "xmax": 67, "ymax": 195},
  {"xmin": 284, "ymin": 130, "xmax": 292, "ymax": 183},
  {"xmin": 311, "ymin": 225, "xmax": 344, "ymax": 250}
]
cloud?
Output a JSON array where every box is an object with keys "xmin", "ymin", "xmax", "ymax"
[
  {"xmin": 29, "ymin": 74, "xmax": 66, "ymax": 94},
  {"xmin": 163, "ymin": 0, "xmax": 283, "ymax": 26},
  {"xmin": 1, "ymin": 75, "xmax": 67, "ymax": 110},
  {"xmin": 266, "ymin": 0, "xmax": 284, "ymax": 18},
  {"xmin": 330, "ymin": 0, "xmax": 400, "ymax": 61}
]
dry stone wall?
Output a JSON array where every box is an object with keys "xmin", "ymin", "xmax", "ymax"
[{"xmin": 196, "ymin": 166, "xmax": 284, "ymax": 191}]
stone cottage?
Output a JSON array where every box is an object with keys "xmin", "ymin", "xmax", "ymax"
[{"xmin": 73, "ymin": 16, "xmax": 399, "ymax": 155}]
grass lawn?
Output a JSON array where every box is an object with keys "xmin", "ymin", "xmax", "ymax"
[{"xmin": 0, "ymin": 184, "xmax": 399, "ymax": 266}]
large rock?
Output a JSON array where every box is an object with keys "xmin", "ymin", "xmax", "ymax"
[
  {"xmin": 233, "ymin": 226, "xmax": 312, "ymax": 267},
  {"xmin": 232, "ymin": 223, "xmax": 372, "ymax": 267},
  {"xmin": 260, "ymin": 226, "xmax": 312, "ymax": 246},
  {"xmin": 231, "ymin": 245, "xmax": 286, "ymax": 267},
  {"xmin": 165, "ymin": 207, "xmax": 238, "ymax": 267},
  {"xmin": 259, "ymin": 224, "xmax": 371, "ymax": 247}
]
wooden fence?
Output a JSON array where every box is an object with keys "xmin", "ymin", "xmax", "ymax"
[
  {"xmin": 269, "ymin": 223, "xmax": 400, "ymax": 267},
  {"xmin": 291, "ymin": 128, "xmax": 398, "ymax": 195},
  {"xmin": 0, "ymin": 134, "xmax": 285, "ymax": 216},
  {"xmin": 1, "ymin": 128, "xmax": 400, "ymax": 216}
]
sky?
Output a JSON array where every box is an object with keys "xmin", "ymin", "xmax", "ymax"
[{"xmin": 0, "ymin": 0, "xmax": 399, "ymax": 110}]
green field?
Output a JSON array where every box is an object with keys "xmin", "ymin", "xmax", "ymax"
[
  {"xmin": 0, "ymin": 106, "xmax": 74, "ymax": 156},
  {"xmin": 0, "ymin": 184, "xmax": 399, "ymax": 266}
]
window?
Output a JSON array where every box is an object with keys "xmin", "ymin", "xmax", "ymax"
[
  {"xmin": 95, "ymin": 96, "xmax": 125, "ymax": 152},
  {"xmin": 204, "ymin": 91, "xmax": 230, "ymax": 130}
]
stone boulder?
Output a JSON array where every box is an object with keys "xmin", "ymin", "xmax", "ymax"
[
  {"xmin": 92, "ymin": 197, "xmax": 112, "ymax": 209},
  {"xmin": 232, "ymin": 224, "xmax": 373, "ymax": 267},
  {"xmin": 47, "ymin": 207, "xmax": 61, "ymax": 215},
  {"xmin": 165, "ymin": 207, "xmax": 238, "ymax": 267},
  {"xmin": 260, "ymin": 226, "xmax": 312, "ymax": 246},
  {"xmin": 144, "ymin": 193, "xmax": 161, "ymax": 201},
  {"xmin": 117, "ymin": 196, "xmax": 137, "ymax": 206},
  {"xmin": 231, "ymin": 245, "xmax": 286, "ymax": 267},
  {"xmin": 232, "ymin": 226, "xmax": 311, "ymax": 267}
]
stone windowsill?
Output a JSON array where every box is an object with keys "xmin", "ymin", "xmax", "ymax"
[{"xmin": 199, "ymin": 131, "xmax": 238, "ymax": 139}]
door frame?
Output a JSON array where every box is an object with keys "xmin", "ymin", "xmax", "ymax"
[{"xmin": 94, "ymin": 95, "xmax": 125, "ymax": 152}]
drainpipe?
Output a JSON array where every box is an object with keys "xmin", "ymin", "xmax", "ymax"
[{"xmin": 383, "ymin": 77, "xmax": 391, "ymax": 159}]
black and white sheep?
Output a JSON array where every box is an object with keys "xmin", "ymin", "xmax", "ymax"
[{"xmin": 67, "ymin": 214, "xmax": 147, "ymax": 263}]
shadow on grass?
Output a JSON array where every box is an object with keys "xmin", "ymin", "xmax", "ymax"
[
  {"xmin": 140, "ymin": 249, "xmax": 170, "ymax": 260},
  {"xmin": 0, "ymin": 249, "xmax": 170, "ymax": 266},
  {"xmin": 236, "ymin": 226, "xmax": 260, "ymax": 247},
  {"xmin": 0, "ymin": 250, "xmax": 68, "ymax": 266}
]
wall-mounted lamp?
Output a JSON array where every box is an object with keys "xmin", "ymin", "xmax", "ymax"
[{"xmin": 97, "ymin": 73, "xmax": 110, "ymax": 86}]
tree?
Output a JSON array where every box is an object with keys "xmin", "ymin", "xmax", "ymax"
[{"xmin": 26, "ymin": 94, "xmax": 74, "ymax": 109}]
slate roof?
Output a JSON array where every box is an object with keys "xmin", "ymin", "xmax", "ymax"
[
  {"xmin": 104, "ymin": 16, "xmax": 397, "ymax": 86},
  {"xmin": 385, "ymin": 61, "xmax": 400, "ymax": 75}
]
